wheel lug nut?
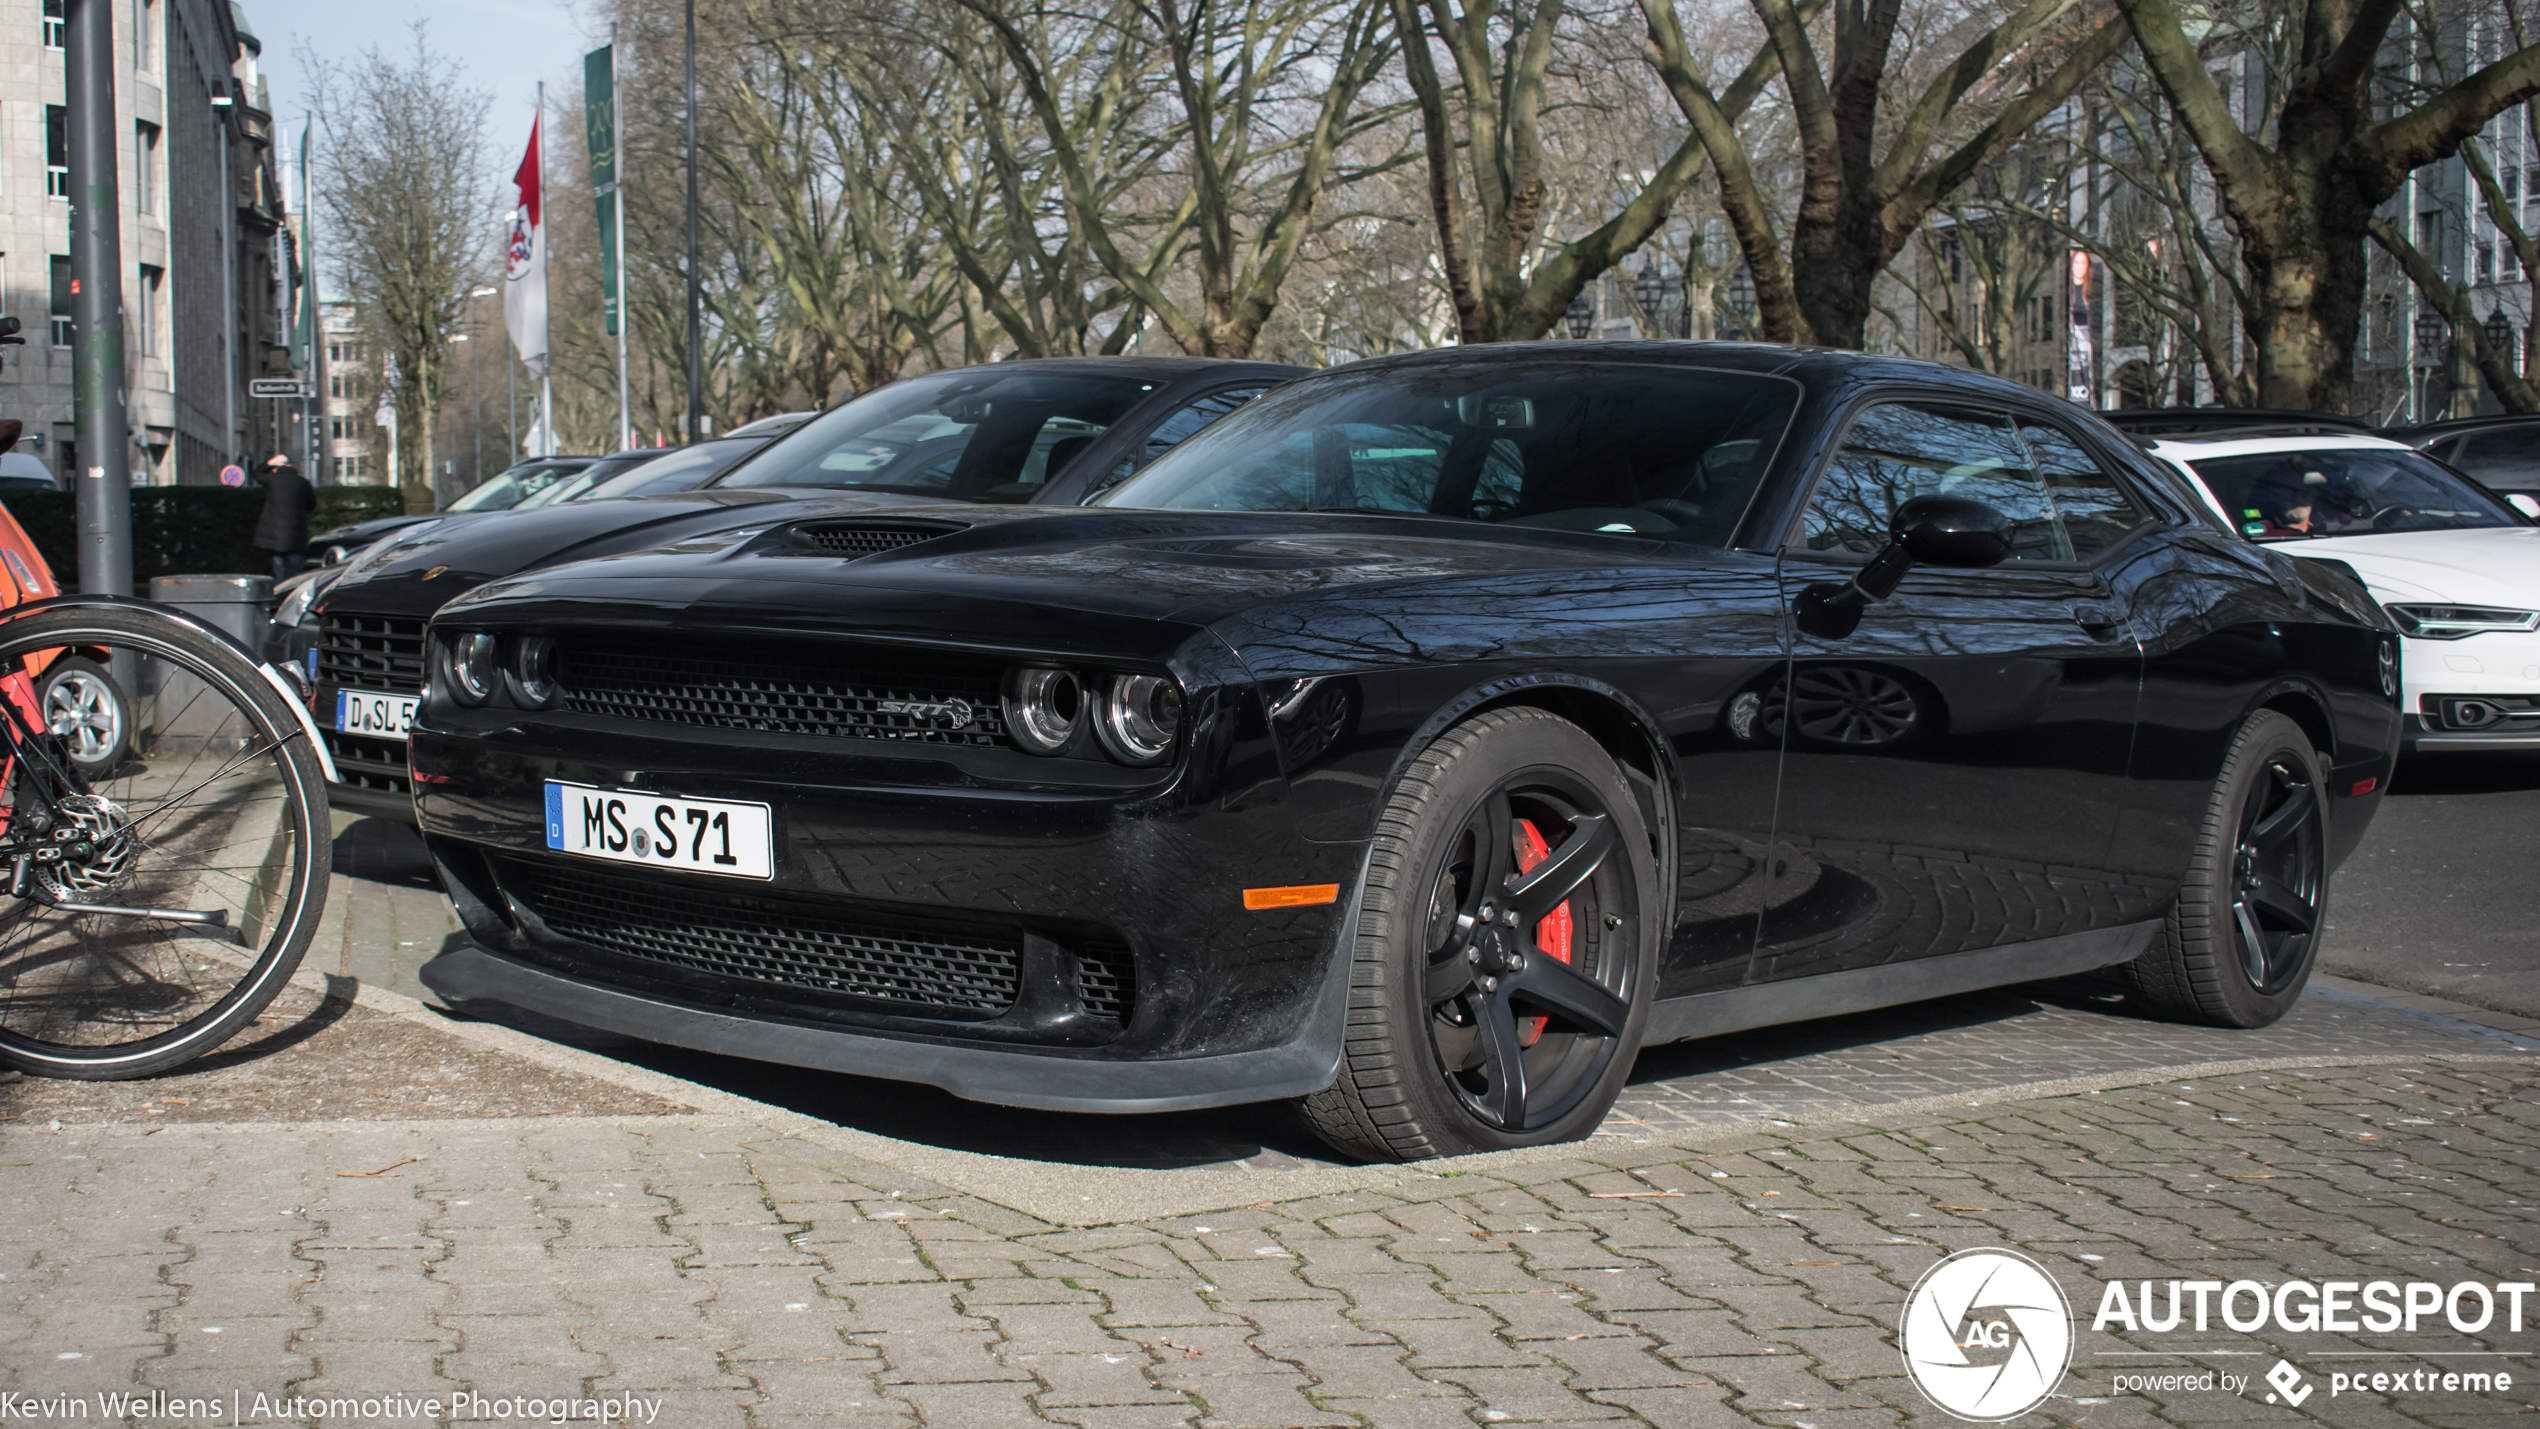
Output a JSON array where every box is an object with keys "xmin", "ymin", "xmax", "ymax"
[
  {"xmin": 1467, "ymin": 948, "xmax": 1479, "ymax": 964},
  {"xmin": 1483, "ymin": 977, "xmax": 1497, "ymax": 992},
  {"xmin": 1508, "ymin": 954, "xmax": 1524, "ymax": 973}
]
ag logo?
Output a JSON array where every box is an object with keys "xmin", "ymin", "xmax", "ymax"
[{"xmin": 1901, "ymin": 1248, "xmax": 2072, "ymax": 1421}]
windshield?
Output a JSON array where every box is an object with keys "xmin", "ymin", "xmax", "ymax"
[
  {"xmin": 1095, "ymin": 359, "xmax": 1801, "ymax": 545},
  {"xmin": 577, "ymin": 440, "xmax": 766, "ymax": 501},
  {"xmin": 447, "ymin": 462, "xmax": 584, "ymax": 512},
  {"xmin": 2186, "ymin": 447, "xmax": 2521, "ymax": 539},
  {"xmin": 711, "ymin": 367, "xmax": 1156, "ymax": 502}
]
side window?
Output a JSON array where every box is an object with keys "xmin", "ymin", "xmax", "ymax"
[
  {"xmin": 2020, "ymin": 421, "xmax": 2147, "ymax": 559},
  {"xmin": 1800, "ymin": 401, "xmax": 2067, "ymax": 561},
  {"xmin": 2455, "ymin": 426, "xmax": 2540, "ymax": 477},
  {"xmin": 1096, "ymin": 386, "xmax": 1272, "ymax": 493}
]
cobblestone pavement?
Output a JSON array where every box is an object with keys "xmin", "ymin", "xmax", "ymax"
[
  {"xmin": 6, "ymin": 817, "xmax": 2540, "ymax": 1425},
  {"xmin": 7, "ymin": 1054, "xmax": 2538, "ymax": 1426}
]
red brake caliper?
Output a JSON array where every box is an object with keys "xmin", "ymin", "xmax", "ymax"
[{"xmin": 1513, "ymin": 819, "xmax": 1573, "ymax": 1047}]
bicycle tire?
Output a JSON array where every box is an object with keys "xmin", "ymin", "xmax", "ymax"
[{"xmin": 0, "ymin": 604, "xmax": 330, "ymax": 1078}]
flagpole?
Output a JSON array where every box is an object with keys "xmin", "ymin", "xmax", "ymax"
[{"xmin": 614, "ymin": 28, "xmax": 630, "ymax": 453}]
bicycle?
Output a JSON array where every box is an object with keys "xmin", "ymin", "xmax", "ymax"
[{"xmin": 0, "ymin": 314, "xmax": 334, "ymax": 1079}]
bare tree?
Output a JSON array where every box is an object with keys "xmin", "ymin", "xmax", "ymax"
[
  {"xmin": 2113, "ymin": 0, "xmax": 2540, "ymax": 409},
  {"xmin": 311, "ymin": 25, "xmax": 492, "ymax": 507},
  {"xmin": 1641, "ymin": 0, "xmax": 2125, "ymax": 349}
]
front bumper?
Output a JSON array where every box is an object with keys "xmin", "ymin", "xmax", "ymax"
[{"xmin": 419, "ymin": 939, "xmax": 1346, "ymax": 1114}]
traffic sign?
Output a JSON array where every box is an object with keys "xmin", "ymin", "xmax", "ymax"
[
  {"xmin": 249, "ymin": 378, "xmax": 311, "ymax": 399},
  {"xmin": 218, "ymin": 464, "xmax": 246, "ymax": 487}
]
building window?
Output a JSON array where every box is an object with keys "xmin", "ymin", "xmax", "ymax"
[
  {"xmin": 2479, "ymin": 243, "xmax": 2496, "ymax": 282},
  {"xmin": 132, "ymin": 0, "xmax": 150, "ymax": 70},
  {"xmin": 2510, "ymin": 171, "xmax": 2524, "ymax": 208},
  {"xmin": 46, "ymin": 107, "xmax": 68, "ymax": 199},
  {"xmin": 136, "ymin": 264, "xmax": 161, "ymax": 361},
  {"xmin": 134, "ymin": 122, "xmax": 159, "ymax": 217},
  {"xmin": 42, "ymin": 0, "xmax": 62, "ymax": 47},
  {"xmin": 333, "ymin": 454, "xmax": 366, "ymax": 481},
  {"xmin": 49, "ymin": 257, "xmax": 73, "ymax": 347}
]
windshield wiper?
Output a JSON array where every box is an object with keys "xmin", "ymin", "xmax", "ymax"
[{"xmin": 1301, "ymin": 506, "xmax": 1456, "ymax": 519}]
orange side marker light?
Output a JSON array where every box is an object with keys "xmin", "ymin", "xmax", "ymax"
[{"xmin": 1243, "ymin": 884, "xmax": 1339, "ymax": 911}]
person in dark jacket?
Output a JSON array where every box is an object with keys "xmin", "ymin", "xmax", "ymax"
[{"xmin": 253, "ymin": 453, "xmax": 313, "ymax": 581}]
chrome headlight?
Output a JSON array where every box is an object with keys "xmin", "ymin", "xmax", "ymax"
[
  {"xmin": 510, "ymin": 635, "xmax": 561, "ymax": 709},
  {"xmin": 440, "ymin": 632, "xmax": 500, "ymax": 705},
  {"xmin": 2385, "ymin": 604, "xmax": 2540, "ymax": 640},
  {"xmin": 1004, "ymin": 667, "xmax": 1082, "ymax": 755},
  {"xmin": 1097, "ymin": 673, "xmax": 1183, "ymax": 765}
]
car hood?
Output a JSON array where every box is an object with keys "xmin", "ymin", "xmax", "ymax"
[
  {"xmin": 313, "ymin": 513, "xmax": 433, "ymax": 546},
  {"xmin": 2283, "ymin": 525, "xmax": 2540, "ymax": 607},
  {"xmin": 437, "ymin": 505, "xmax": 1773, "ymax": 667},
  {"xmin": 316, "ymin": 487, "xmax": 941, "ymax": 619}
]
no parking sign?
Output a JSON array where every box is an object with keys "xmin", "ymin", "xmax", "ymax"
[{"xmin": 218, "ymin": 464, "xmax": 245, "ymax": 487}]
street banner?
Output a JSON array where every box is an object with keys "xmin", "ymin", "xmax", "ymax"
[
  {"xmin": 585, "ymin": 44, "xmax": 619, "ymax": 338},
  {"xmin": 504, "ymin": 111, "xmax": 549, "ymax": 379}
]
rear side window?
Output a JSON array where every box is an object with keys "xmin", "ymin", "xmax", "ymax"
[
  {"xmin": 1094, "ymin": 385, "xmax": 1272, "ymax": 494},
  {"xmin": 1800, "ymin": 402, "xmax": 2068, "ymax": 560},
  {"xmin": 2455, "ymin": 425, "xmax": 2540, "ymax": 478},
  {"xmin": 2021, "ymin": 422, "xmax": 2147, "ymax": 559}
]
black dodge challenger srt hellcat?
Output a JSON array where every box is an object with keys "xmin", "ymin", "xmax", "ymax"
[{"xmin": 410, "ymin": 343, "xmax": 2402, "ymax": 1162}]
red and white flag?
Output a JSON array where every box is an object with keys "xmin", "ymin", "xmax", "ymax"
[{"xmin": 503, "ymin": 112, "xmax": 548, "ymax": 377}]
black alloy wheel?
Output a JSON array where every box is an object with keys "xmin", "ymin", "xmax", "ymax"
[
  {"xmin": 2126, "ymin": 709, "xmax": 2328, "ymax": 1027},
  {"xmin": 1302, "ymin": 708, "xmax": 1657, "ymax": 1161},
  {"xmin": 1769, "ymin": 665, "xmax": 1926, "ymax": 746}
]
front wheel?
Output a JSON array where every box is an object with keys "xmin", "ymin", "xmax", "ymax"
[
  {"xmin": 2125, "ymin": 709, "xmax": 2326, "ymax": 1027},
  {"xmin": 1300, "ymin": 708, "xmax": 1658, "ymax": 1161},
  {"xmin": 0, "ymin": 605, "xmax": 331, "ymax": 1079}
]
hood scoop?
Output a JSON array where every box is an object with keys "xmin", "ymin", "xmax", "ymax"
[{"xmin": 787, "ymin": 519, "xmax": 968, "ymax": 559}]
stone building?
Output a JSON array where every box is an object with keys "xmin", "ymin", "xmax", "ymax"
[{"xmin": 1, "ymin": 0, "xmax": 289, "ymax": 484}]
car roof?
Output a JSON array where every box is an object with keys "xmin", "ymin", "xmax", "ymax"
[
  {"xmin": 2381, "ymin": 413, "xmax": 2540, "ymax": 442},
  {"xmin": 2097, "ymin": 407, "xmax": 2372, "ymax": 438}
]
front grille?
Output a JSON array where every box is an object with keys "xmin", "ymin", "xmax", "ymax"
[
  {"xmin": 501, "ymin": 857, "xmax": 1024, "ymax": 1014},
  {"xmin": 792, "ymin": 520, "xmax": 964, "ymax": 558},
  {"xmin": 318, "ymin": 612, "xmax": 427, "ymax": 696},
  {"xmin": 560, "ymin": 636, "xmax": 1008, "ymax": 747},
  {"xmin": 325, "ymin": 729, "xmax": 410, "ymax": 795}
]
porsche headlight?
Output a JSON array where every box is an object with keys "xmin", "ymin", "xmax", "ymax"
[
  {"xmin": 1097, "ymin": 673, "xmax": 1183, "ymax": 765},
  {"xmin": 1004, "ymin": 667, "xmax": 1082, "ymax": 755},
  {"xmin": 273, "ymin": 573, "xmax": 327, "ymax": 628},
  {"xmin": 440, "ymin": 632, "xmax": 501, "ymax": 705},
  {"xmin": 2385, "ymin": 604, "xmax": 2540, "ymax": 640},
  {"xmin": 510, "ymin": 636, "xmax": 561, "ymax": 709}
]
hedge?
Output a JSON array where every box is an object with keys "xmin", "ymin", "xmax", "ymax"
[{"xmin": 0, "ymin": 484, "xmax": 411, "ymax": 585}]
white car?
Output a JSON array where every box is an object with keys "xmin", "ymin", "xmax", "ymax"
[{"xmin": 2149, "ymin": 432, "xmax": 2540, "ymax": 754}]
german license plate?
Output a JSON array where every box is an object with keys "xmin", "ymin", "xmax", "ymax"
[
  {"xmin": 336, "ymin": 689, "xmax": 419, "ymax": 739},
  {"xmin": 543, "ymin": 781, "xmax": 775, "ymax": 880}
]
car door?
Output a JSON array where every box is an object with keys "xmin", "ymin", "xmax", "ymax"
[{"xmin": 1751, "ymin": 396, "xmax": 2145, "ymax": 983}]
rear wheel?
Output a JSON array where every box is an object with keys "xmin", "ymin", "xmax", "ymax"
[
  {"xmin": 2126, "ymin": 709, "xmax": 2326, "ymax": 1027},
  {"xmin": 1300, "ymin": 708, "xmax": 1657, "ymax": 1161},
  {"xmin": 0, "ymin": 606, "xmax": 330, "ymax": 1078}
]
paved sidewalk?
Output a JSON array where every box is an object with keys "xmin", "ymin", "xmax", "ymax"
[{"xmin": 5, "ymin": 817, "xmax": 2539, "ymax": 1425}]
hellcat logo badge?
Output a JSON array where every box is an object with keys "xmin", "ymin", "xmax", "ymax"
[{"xmin": 876, "ymin": 698, "xmax": 975, "ymax": 729}]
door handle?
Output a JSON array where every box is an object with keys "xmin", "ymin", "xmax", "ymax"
[{"xmin": 2072, "ymin": 603, "xmax": 2123, "ymax": 635}]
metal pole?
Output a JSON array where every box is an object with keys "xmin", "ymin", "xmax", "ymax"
[
  {"xmin": 219, "ymin": 114, "xmax": 236, "ymax": 467},
  {"xmin": 66, "ymin": 0, "xmax": 130, "ymax": 595},
  {"xmin": 684, "ymin": 0, "xmax": 702, "ymax": 444},
  {"xmin": 536, "ymin": 80, "xmax": 553, "ymax": 459},
  {"xmin": 472, "ymin": 324, "xmax": 482, "ymax": 482},
  {"xmin": 615, "ymin": 24, "xmax": 630, "ymax": 453}
]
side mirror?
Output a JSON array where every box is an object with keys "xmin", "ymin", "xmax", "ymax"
[
  {"xmin": 1794, "ymin": 495, "xmax": 2017, "ymax": 640},
  {"xmin": 2509, "ymin": 493, "xmax": 2540, "ymax": 520}
]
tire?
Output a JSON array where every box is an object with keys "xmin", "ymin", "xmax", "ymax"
[
  {"xmin": 0, "ymin": 605, "xmax": 330, "ymax": 1079},
  {"xmin": 1300, "ymin": 707, "xmax": 1658, "ymax": 1161},
  {"xmin": 39, "ymin": 655, "xmax": 131, "ymax": 776},
  {"xmin": 2125, "ymin": 709, "xmax": 2326, "ymax": 1027}
]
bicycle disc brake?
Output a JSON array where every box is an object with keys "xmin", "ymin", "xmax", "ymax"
[{"xmin": 33, "ymin": 793, "xmax": 136, "ymax": 900}]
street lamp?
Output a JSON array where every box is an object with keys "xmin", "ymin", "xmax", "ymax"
[
  {"xmin": 2415, "ymin": 307, "xmax": 2452, "ymax": 419},
  {"xmin": 1634, "ymin": 261, "xmax": 1666, "ymax": 339},
  {"xmin": 2485, "ymin": 306, "xmax": 2517, "ymax": 366},
  {"xmin": 1563, "ymin": 291, "xmax": 1595, "ymax": 340},
  {"xmin": 1726, "ymin": 265, "xmax": 1757, "ymax": 338}
]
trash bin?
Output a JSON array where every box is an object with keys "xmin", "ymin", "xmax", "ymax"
[{"xmin": 145, "ymin": 574, "xmax": 271, "ymax": 743}]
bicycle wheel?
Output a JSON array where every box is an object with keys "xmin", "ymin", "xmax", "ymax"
[{"xmin": 0, "ymin": 603, "xmax": 330, "ymax": 1078}]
